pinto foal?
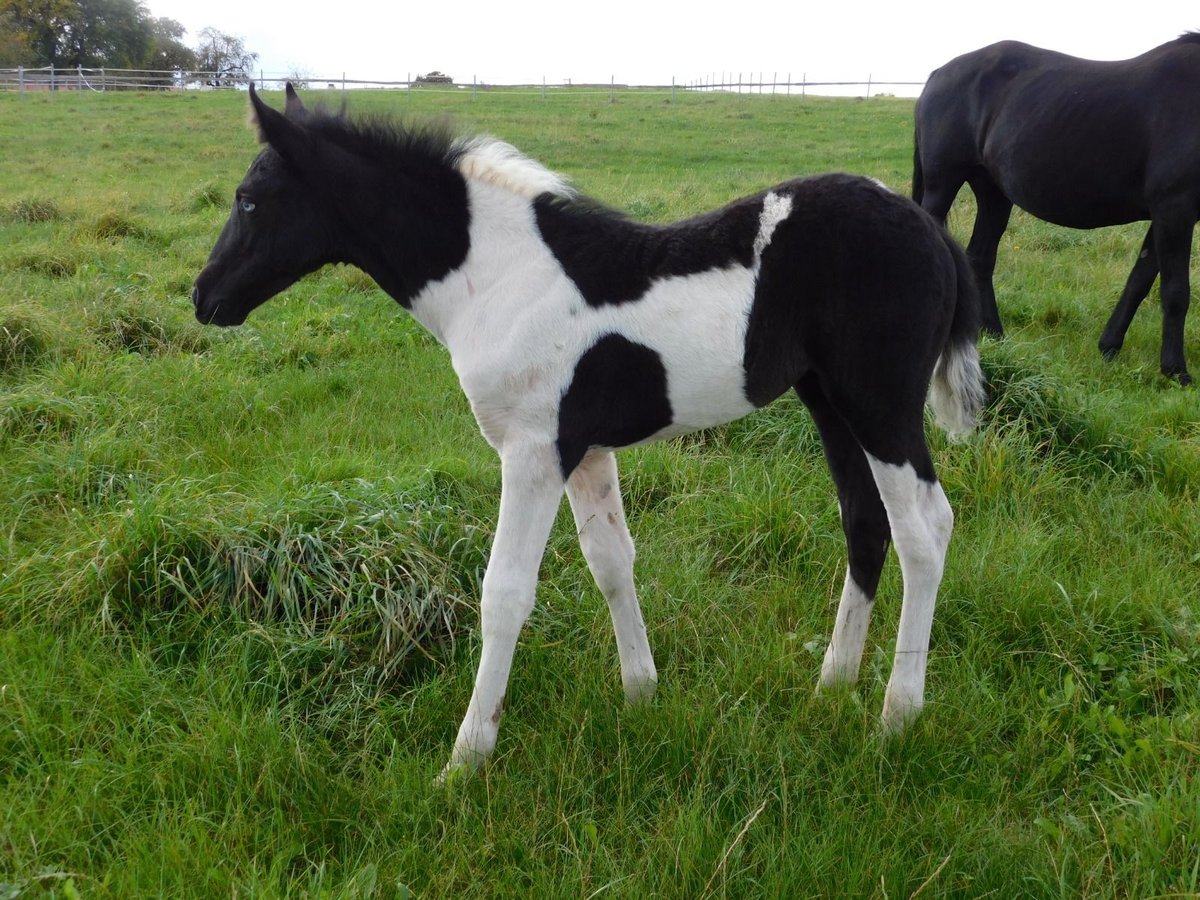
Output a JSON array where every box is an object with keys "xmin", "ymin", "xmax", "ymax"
[{"xmin": 194, "ymin": 85, "xmax": 985, "ymax": 777}]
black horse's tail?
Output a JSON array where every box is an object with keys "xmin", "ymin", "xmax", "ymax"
[
  {"xmin": 928, "ymin": 231, "xmax": 985, "ymax": 439},
  {"xmin": 911, "ymin": 115, "xmax": 925, "ymax": 206}
]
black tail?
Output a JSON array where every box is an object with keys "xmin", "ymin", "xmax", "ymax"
[{"xmin": 911, "ymin": 114, "xmax": 925, "ymax": 206}]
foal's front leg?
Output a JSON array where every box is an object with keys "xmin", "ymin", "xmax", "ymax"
[
  {"xmin": 566, "ymin": 451, "xmax": 657, "ymax": 702},
  {"xmin": 443, "ymin": 443, "xmax": 565, "ymax": 777}
]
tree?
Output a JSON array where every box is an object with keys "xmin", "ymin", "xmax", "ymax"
[
  {"xmin": 142, "ymin": 16, "xmax": 195, "ymax": 71},
  {"xmin": 0, "ymin": 7, "xmax": 38, "ymax": 66},
  {"xmin": 0, "ymin": 0, "xmax": 189, "ymax": 70},
  {"xmin": 55, "ymin": 0, "xmax": 149, "ymax": 68},
  {"xmin": 193, "ymin": 27, "xmax": 257, "ymax": 86},
  {"xmin": 0, "ymin": 0, "xmax": 75, "ymax": 67}
]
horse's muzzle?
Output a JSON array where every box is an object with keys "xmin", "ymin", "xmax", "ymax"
[{"xmin": 191, "ymin": 282, "xmax": 244, "ymax": 326}]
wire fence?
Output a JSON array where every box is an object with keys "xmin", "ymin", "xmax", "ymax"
[{"xmin": 0, "ymin": 65, "xmax": 924, "ymax": 98}]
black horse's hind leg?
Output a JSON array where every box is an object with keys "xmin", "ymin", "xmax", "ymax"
[
  {"xmin": 1099, "ymin": 226, "xmax": 1159, "ymax": 360},
  {"xmin": 796, "ymin": 374, "xmax": 891, "ymax": 689},
  {"xmin": 1151, "ymin": 206, "xmax": 1194, "ymax": 384},
  {"xmin": 964, "ymin": 174, "xmax": 1013, "ymax": 337}
]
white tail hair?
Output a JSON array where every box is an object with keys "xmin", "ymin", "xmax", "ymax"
[{"xmin": 928, "ymin": 338, "xmax": 986, "ymax": 439}]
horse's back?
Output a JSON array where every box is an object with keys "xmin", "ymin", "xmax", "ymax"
[{"xmin": 916, "ymin": 38, "xmax": 1200, "ymax": 225}]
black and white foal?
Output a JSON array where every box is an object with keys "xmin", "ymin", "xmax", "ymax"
[{"xmin": 194, "ymin": 85, "xmax": 986, "ymax": 777}]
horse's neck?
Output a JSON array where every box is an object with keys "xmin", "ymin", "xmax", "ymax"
[{"xmin": 408, "ymin": 179, "xmax": 554, "ymax": 352}]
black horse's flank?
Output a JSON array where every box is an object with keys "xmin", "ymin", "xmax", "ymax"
[{"xmin": 913, "ymin": 33, "xmax": 1200, "ymax": 383}]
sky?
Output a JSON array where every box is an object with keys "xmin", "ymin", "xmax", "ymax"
[{"xmin": 146, "ymin": 0, "xmax": 1198, "ymax": 96}]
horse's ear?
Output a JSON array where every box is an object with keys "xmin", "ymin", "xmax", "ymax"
[
  {"xmin": 284, "ymin": 82, "xmax": 308, "ymax": 120},
  {"xmin": 248, "ymin": 82, "xmax": 306, "ymax": 159}
]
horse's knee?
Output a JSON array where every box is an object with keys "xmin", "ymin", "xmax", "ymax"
[{"xmin": 579, "ymin": 522, "xmax": 636, "ymax": 598}]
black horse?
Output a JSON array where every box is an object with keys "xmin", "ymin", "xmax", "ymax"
[{"xmin": 913, "ymin": 34, "xmax": 1200, "ymax": 384}]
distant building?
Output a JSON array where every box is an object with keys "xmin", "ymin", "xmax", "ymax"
[{"xmin": 414, "ymin": 70, "xmax": 453, "ymax": 85}]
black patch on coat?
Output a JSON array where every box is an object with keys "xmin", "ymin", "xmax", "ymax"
[
  {"xmin": 740, "ymin": 173, "xmax": 964, "ymax": 481},
  {"xmin": 556, "ymin": 334, "xmax": 674, "ymax": 477},
  {"xmin": 534, "ymin": 193, "xmax": 762, "ymax": 307}
]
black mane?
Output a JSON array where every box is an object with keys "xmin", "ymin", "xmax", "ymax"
[
  {"xmin": 1173, "ymin": 32, "xmax": 1200, "ymax": 47},
  {"xmin": 299, "ymin": 104, "xmax": 467, "ymax": 172}
]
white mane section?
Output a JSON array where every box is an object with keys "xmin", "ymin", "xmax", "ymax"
[{"xmin": 455, "ymin": 136, "xmax": 576, "ymax": 200}]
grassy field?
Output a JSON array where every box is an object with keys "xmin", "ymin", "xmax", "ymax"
[{"xmin": 1, "ymin": 86, "xmax": 1198, "ymax": 897}]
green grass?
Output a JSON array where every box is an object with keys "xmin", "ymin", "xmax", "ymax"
[{"xmin": 1, "ymin": 87, "xmax": 1198, "ymax": 897}]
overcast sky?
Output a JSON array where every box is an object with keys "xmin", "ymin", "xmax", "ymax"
[{"xmin": 147, "ymin": 0, "xmax": 1197, "ymax": 94}]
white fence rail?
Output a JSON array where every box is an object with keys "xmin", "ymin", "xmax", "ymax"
[{"xmin": 0, "ymin": 65, "xmax": 924, "ymax": 98}]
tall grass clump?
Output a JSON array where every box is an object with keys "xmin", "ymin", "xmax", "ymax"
[
  {"xmin": 981, "ymin": 341, "xmax": 1161, "ymax": 484},
  {"xmin": 0, "ymin": 306, "xmax": 54, "ymax": 374},
  {"xmin": 3, "ymin": 196, "xmax": 62, "ymax": 224},
  {"xmin": 91, "ymin": 477, "xmax": 490, "ymax": 684}
]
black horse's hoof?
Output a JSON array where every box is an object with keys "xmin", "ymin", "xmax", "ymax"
[
  {"xmin": 1162, "ymin": 367, "xmax": 1193, "ymax": 386},
  {"xmin": 1099, "ymin": 343, "xmax": 1121, "ymax": 361}
]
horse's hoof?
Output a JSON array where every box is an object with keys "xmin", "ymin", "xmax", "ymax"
[
  {"xmin": 623, "ymin": 673, "xmax": 658, "ymax": 705},
  {"xmin": 981, "ymin": 323, "xmax": 1004, "ymax": 339},
  {"xmin": 880, "ymin": 694, "xmax": 923, "ymax": 736},
  {"xmin": 1160, "ymin": 365, "xmax": 1193, "ymax": 385},
  {"xmin": 434, "ymin": 761, "xmax": 474, "ymax": 789},
  {"xmin": 1098, "ymin": 343, "xmax": 1121, "ymax": 361}
]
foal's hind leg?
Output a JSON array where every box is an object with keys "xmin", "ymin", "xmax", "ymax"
[
  {"xmin": 795, "ymin": 375, "xmax": 891, "ymax": 688},
  {"xmin": 566, "ymin": 451, "xmax": 657, "ymax": 702},
  {"xmin": 1099, "ymin": 226, "xmax": 1158, "ymax": 360},
  {"xmin": 862, "ymin": 448, "xmax": 953, "ymax": 733},
  {"xmin": 818, "ymin": 379, "xmax": 953, "ymax": 732}
]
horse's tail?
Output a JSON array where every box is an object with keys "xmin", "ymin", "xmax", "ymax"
[
  {"xmin": 911, "ymin": 110, "xmax": 925, "ymax": 206},
  {"xmin": 928, "ymin": 231, "xmax": 986, "ymax": 439}
]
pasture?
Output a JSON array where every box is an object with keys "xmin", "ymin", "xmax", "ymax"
[{"xmin": 1, "ymin": 87, "xmax": 1198, "ymax": 897}]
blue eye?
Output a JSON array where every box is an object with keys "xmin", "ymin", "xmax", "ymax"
[{"xmin": 240, "ymin": 198, "xmax": 256, "ymax": 213}]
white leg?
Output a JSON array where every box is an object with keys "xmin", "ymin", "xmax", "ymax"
[
  {"xmin": 863, "ymin": 455, "xmax": 953, "ymax": 734},
  {"xmin": 442, "ymin": 443, "xmax": 564, "ymax": 777},
  {"xmin": 819, "ymin": 567, "xmax": 874, "ymax": 688},
  {"xmin": 566, "ymin": 451, "xmax": 657, "ymax": 702}
]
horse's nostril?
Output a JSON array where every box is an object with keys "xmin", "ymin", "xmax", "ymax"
[{"xmin": 191, "ymin": 283, "xmax": 201, "ymax": 309}]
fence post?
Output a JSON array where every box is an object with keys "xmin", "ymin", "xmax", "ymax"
[
  {"xmin": 802, "ymin": 72, "xmax": 806, "ymax": 98},
  {"xmin": 18, "ymin": 66, "xmax": 23, "ymax": 95},
  {"xmin": 867, "ymin": 74, "xmax": 872, "ymax": 98},
  {"xmin": 472, "ymin": 74, "xmax": 477, "ymax": 100},
  {"xmin": 49, "ymin": 63, "xmax": 55, "ymax": 91}
]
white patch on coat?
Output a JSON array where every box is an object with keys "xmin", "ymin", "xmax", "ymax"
[
  {"xmin": 412, "ymin": 178, "xmax": 768, "ymax": 452},
  {"xmin": 754, "ymin": 191, "xmax": 793, "ymax": 259}
]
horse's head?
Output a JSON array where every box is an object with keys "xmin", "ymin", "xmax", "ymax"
[{"xmin": 192, "ymin": 83, "xmax": 338, "ymax": 326}]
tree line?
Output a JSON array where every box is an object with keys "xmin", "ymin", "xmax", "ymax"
[{"xmin": 1, "ymin": 0, "xmax": 258, "ymax": 84}]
